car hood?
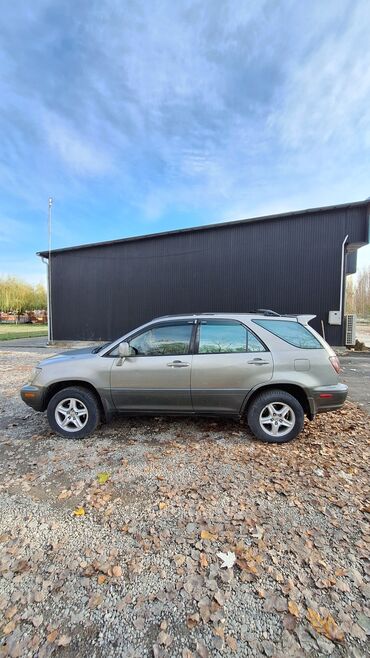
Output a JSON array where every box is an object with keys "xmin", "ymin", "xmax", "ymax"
[{"xmin": 38, "ymin": 346, "xmax": 98, "ymax": 367}]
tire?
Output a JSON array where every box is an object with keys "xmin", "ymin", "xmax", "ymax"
[
  {"xmin": 247, "ymin": 389, "xmax": 304, "ymax": 444},
  {"xmin": 47, "ymin": 386, "xmax": 100, "ymax": 439}
]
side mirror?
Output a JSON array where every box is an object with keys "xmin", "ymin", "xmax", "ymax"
[{"xmin": 118, "ymin": 341, "xmax": 131, "ymax": 357}]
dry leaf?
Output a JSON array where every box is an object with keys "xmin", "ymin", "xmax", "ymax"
[
  {"xmin": 58, "ymin": 489, "xmax": 71, "ymax": 500},
  {"xmin": 97, "ymin": 574, "xmax": 107, "ymax": 585},
  {"xmin": 32, "ymin": 615, "xmax": 43, "ymax": 628},
  {"xmin": 226, "ymin": 635, "xmax": 238, "ymax": 651},
  {"xmin": 3, "ymin": 620, "xmax": 16, "ymax": 635},
  {"xmin": 72, "ymin": 506, "xmax": 85, "ymax": 517},
  {"xmin": 186, "ymin": 613, "xmax": 200, "ymax": 629},
  {"xmin": 306, "ymin": 608, "xmax": 344, "ymax": 642},
  {"xmin": 201, "ymin": 530, "xmax": 217, "ymax": 541},
  {"xmin": 288, "ymin": 600, "xmax": 300, "ymax": 617},
  {"xmin": 88, "ymin": 594, "xmax": 103, "ymax": 609},
  {"xmin": 57, "ymin": 635, "xmax": 72, "ymax": 647},
  {"xmin": 159, "ymin": 502, "xmax": 167, "ymax": 510},
  {"xmin": 47, "ymin": 629, "xmax": 59, "ymax": 643},
  {"xmin": 217, "ymin": 551, "xmax": 236, "ymax": 569},
  {"xmin": 213, "ymin": 625, "xmax": 225, "ymax": 639},
  {"xmin": 199, "ymin": 553, "xmax": 208, "ymax": 568},
  {"xmin": 250, "ymin": 525, "xmax": 265, "ymax": 539},
  {"xmin": 174, "ymin": 554, "xmax": 186, "ymax": 567},
  {"xmin": 112, "ymin": 565, "xmax": 123, "ymax": 577},
  {"xmin": 4, "ymin": 606, "xmax": 17, "ymax": 620}
]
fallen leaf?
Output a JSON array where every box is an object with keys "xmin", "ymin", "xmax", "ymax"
[
  {"xmin": 288, "ymin": 600, "xmax": 300, "ymax": 617},
  {"xmin": 306, "ymin": 608, "xmax": 344, "ymax": 642},
  {"xmin": 213, "ymin": 625, "xmax": 225, "ymax": 639},
  {"xmin": 32, "ymin": 615, "xmax": 43, "ymax": 628},
  {"xmin": 226, "ymin": 635, "xmax": 238, "ymax": 651},
  {"xmin": 199, "ymin": 553, "xmax": 208, "ymax": 568},
  {"xmin": 58, "ymin": 489, "xmax": 71, "ymax": 500},
  {"xmin": 214, "ymin": 590, "xmax": 225, "ymax": 606},
  {"xmin": 47, "ymin": 629, "xmax": 59, "ymax": 643},
  {"xmin": 88, "ymin": 594, "xmax": 104, "ymax": 609},
  {"xmin": 186, "ymin": 613, "xmax": 200, "ymax": 629},
  {"xmin": 72, "ymin": 506, "xmax": 85, "ymax": 517},
  {"xmin": 97, "ymin": 472, "xmax": 111, "ymax": 484},
  {"xmin": 250, "ymin": 525, "xmax": 265, "ymax": 540},
  {"xmin": 264, "ymin": 593, "xmax": 287, "ymax": 613},
  {"xmin": 159, "ymin": 502, "xmax": 167, "ymax": 510},
  {"xmin": 97, "ymin": 574, "xmax": 107, "ymax": 585},
  {"xmin": 174, "ymin": 554, "xmax": 186, "ymax": 567},
  {"xmin": 201, "ymin": 530, "xmax": 217, "ymax": 541},
  {"xmin": 217, "ymin": 551, "xmax": 236, "ymax": 569},
  {"xmin": 112, "ymin": 565, "xmax": 123, "ymax": 577},
  {"xmin": 3, "ymin": 620, "xmax": 16, "ymax": 635},
  {"xmin": 157, "ymin": 630, "xmax": 173, "ymax": 646},
  {"xmin": 196, "ymin": 640, "xmax": 209, "ymax": 658},
  {"xmin": 4, "ymin": 606, "xmax": 17, "ymax": 620},
  {"xmin": 57, "ymin": 635, "xmax": 72, "ymax": 647}
]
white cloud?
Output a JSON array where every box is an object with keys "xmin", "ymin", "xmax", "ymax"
[
  {"xmin": 269, "ymin": 1, "xmax": 370, "ymax": 149},
  {"xmin": 43, "ymin": 111, "xmax": 113, "ymax": 176}
]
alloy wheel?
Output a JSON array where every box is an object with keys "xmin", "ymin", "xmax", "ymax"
[
  {"xmin": 259, "ymin": 402, "xmax": 296, "ymax": 438},
  {"xmin": 54, "ymin": 397, "xmax": 89, "ymax": 432}
]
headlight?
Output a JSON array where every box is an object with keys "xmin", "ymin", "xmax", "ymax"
[{"xmin": 29, "ymin": 367, "xmax": 42, "ymax": 384}]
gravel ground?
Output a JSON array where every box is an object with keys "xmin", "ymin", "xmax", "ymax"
[{"xmin": 0, "ymin": 350, "xmax": 369, "ymax": 658}]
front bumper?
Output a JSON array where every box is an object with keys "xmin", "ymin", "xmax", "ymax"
[
  {"xmin": 308, "ymin": 383, "xmax": 348, "ymax": 416},
  {"xmin": 20, "ymin": 385, "xmax": 45, "ymax": 411}
]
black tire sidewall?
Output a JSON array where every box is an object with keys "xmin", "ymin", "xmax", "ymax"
[
  {"xmin": 247, "ymin": 389, "xmax": 304, "ymax": 444},
  {"xmin": 47, "ymin": 387, "xmax": 100, "ymax": 439}
]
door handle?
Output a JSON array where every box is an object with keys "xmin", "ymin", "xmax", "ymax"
[
  {"xmin": 247, "ymin": 358, "xmax": 269, "ymax": 365},
  {"xmin": 167, "ymin": 360, "xmax": 190, "ymax": 368}
]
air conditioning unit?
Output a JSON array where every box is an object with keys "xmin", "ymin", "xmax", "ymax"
[{"xmin": 345, "ymin": 314, "xmax": 357, "ymax": 346}]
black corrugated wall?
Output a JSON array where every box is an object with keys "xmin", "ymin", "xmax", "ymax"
[{"xmin": 48, "ymin": 205, "xmax": 369, "ymax": 345}]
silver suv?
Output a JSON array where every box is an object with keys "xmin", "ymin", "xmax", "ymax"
[{"xmin": 21, "ymin": 313, "xmax": 347, "ymax": 444}]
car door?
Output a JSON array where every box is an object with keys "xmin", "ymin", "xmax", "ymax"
[
  {"xmin": 191, "ymin": 319, "xmax": 273, "ymax": 413},
  {"xmin": 110, "ymin": 321, "xmax": 195, "ymax": 412}
]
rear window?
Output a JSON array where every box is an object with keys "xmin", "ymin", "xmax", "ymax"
[{"xmin": 253, "ymin": 319, "xmax": 323, "ymax": 349}]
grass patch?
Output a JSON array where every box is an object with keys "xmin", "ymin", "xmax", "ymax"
[{"xmin": 0, "ymin": 324, "xmax": 48, "ymax": 341}]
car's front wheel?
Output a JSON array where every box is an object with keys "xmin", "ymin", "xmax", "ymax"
[
  {"xmin": 247, "ymin": 389, "xmax": 304, "ymax": 443},
  {"xmin": 47, "ymin": 386, "xmax": 100, "ymax": 439}
]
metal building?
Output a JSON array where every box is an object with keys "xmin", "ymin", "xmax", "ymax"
[{"xmin": 38, "ymin": 200, "xmax": 369, "ymax": 345}]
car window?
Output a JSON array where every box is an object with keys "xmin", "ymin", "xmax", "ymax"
[
  {"xmin": 247, "ymin": 330, "xmax": 266, "ymax": 352},
  {"xmin": 198, "ymin": 321, "xmax": 266, "ymax": 354},
  {"xmin": 129, "ymin": 323, "xmax": 193, "ymax": 356},
  {"xmin": 253, "ymin": 319, "xmax": 323, "ymax": 349}
]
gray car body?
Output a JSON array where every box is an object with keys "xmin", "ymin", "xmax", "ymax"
[{"xmin": 21, "ymin": 313, "xmax": 347, "ymax": 420}]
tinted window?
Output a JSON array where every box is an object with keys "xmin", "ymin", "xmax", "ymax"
[
  {"xmin": 253, "ymin": 320, "xmax": 322, "ymax": 349},
  {"xmin": 129, "ymin": 323, "xmax": 192, "ymax": 356},
  {"xmin": 198, "ymin": 321, "xmax": 266, "ymax": 354}
]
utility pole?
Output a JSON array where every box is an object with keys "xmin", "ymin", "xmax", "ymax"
[{"xmin": 48, "ymin": 197, "xmax": 53, "ymax": 344}]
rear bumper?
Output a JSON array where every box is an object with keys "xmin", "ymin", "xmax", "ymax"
[
  {"xmin": 308, "ymin": 383, "xmax": 348, "ymax": 416},
  {"xmin": 20, "ymin": 385, "xmax": 45, "ymax": 411}
]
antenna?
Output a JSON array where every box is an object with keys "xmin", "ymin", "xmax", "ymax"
[{"xmin": 48, "ymin": 197, "xmax": 53, "ymax": 343}]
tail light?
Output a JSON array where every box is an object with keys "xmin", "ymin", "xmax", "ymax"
[{"xmin": 329, "ymin": 355, "xmax": 341, "ymax": 374}]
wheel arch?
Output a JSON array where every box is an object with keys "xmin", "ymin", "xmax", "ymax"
[
  {"xmin": 242, "ymin": 383, "xmax": 312, "ymax": 419},
  {"xmin": 44, "ymin": 380, "xmax": 108, "ymax": 421}
]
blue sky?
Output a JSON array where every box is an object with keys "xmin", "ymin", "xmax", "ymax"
[{"xmin": 0, "ymin": 0, "xmax": 369, "ymax": 284}]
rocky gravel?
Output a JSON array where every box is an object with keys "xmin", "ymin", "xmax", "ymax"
[{"xmin": 0, "ymin": 349, "xmax": 369, "ymax": 658}]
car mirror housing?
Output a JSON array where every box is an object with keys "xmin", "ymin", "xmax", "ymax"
[{"xmin": 118, "ymin": 341, "xmax": 131, "ymax": 357}]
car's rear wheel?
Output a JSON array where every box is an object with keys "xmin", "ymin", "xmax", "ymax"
[
  {"xmin": 47, "ymin": 386, "xmax": 100, "ymax": 439},
  {"xmin": 247, "ymin": 389, "xmax": 304, "ymax": 443}
]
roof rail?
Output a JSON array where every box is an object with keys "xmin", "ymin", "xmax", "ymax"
[{"xmin": 255, "ymin": 309, "xmax": 281, "ymax": 316}]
